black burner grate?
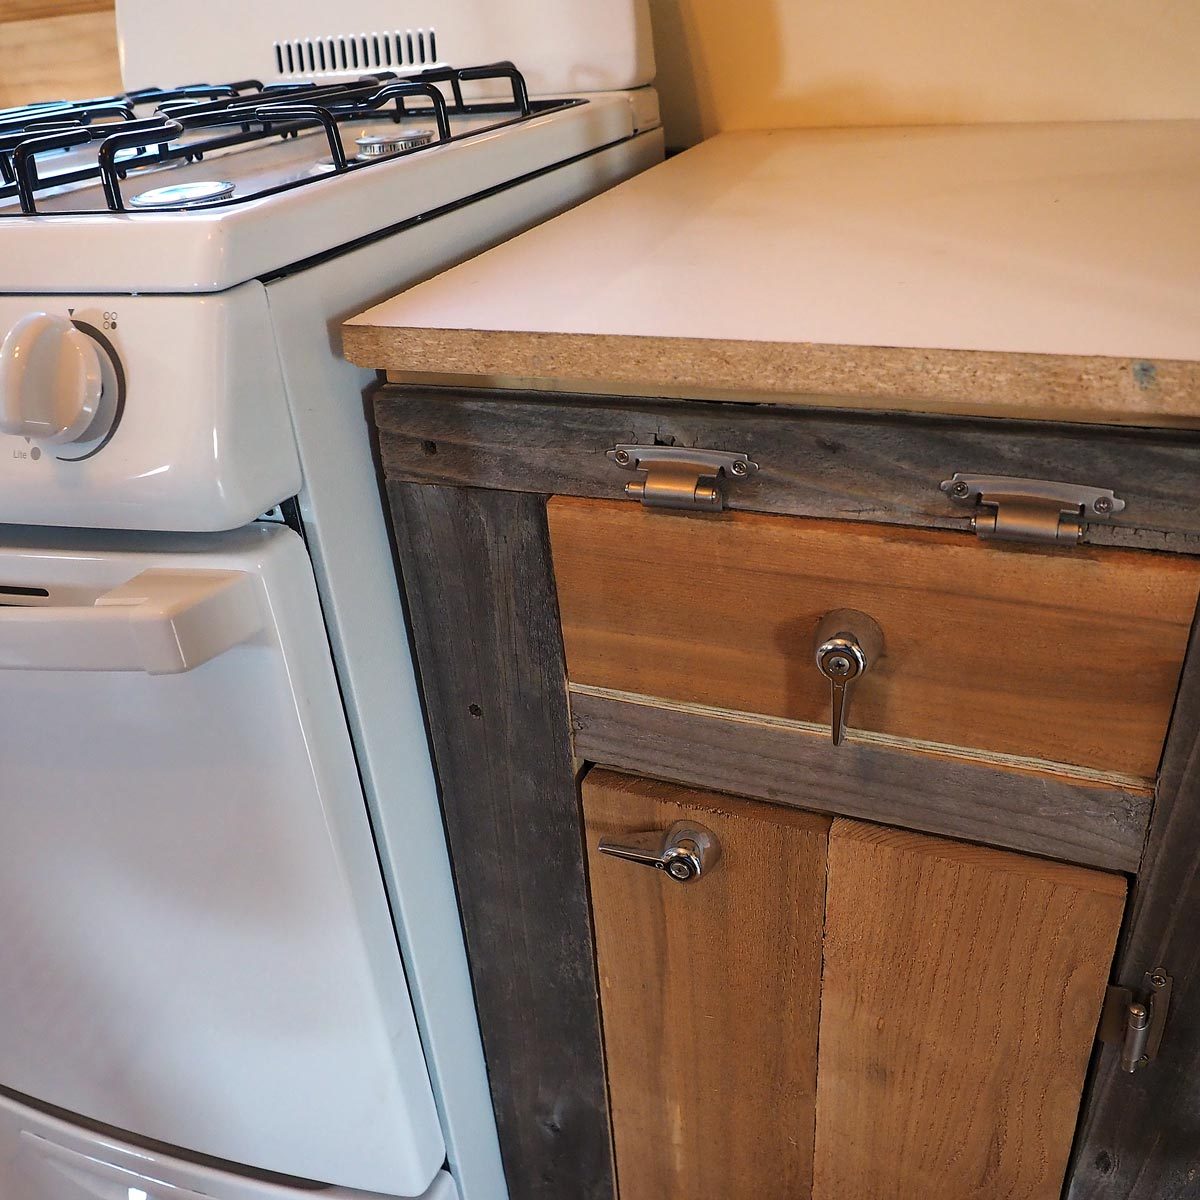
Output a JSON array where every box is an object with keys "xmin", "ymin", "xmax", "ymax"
[{"xmin": 0, "ymin": 62, "xmax": 576, "ymax": 216}]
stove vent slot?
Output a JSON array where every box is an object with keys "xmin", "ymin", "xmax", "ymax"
[{"xmin": 273, "ymin": 29, "xmax": 439, "ymax": 77}]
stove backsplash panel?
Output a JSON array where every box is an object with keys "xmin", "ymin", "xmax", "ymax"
[{"xmin": 115, "ymin": 0, "xmax": 654, "ymax": 95}]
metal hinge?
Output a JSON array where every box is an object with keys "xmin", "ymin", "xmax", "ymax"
[
  {"xmin": 940, "ymin": 474, "xmax": 1125, "ymax": 546},
  {"xmin": 608, "ymin": 444, "xmax": 758, "ymax": 512},
  {"xmin": 1098, "ymin": 968, "xmax": 1172, "ymax": 1072}
]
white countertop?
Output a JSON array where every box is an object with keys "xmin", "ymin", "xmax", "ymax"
[{"xmin": 345, "ymin": 121, "xmax": 1200, "ymax": 424}]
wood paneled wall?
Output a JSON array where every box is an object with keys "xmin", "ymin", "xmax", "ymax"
[
  {"xmin": 0, "ymin": 1, "xmax": 120, "ymax": 109},
  {"xmin": 649, "ymin": 0, "xmax": 1200, "ymax": 146}
]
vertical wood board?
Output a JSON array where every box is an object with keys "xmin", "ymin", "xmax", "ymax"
[
  {"xmin": 1068, "ymin": 616, "xmax": 1200, "ymax": 1198},
  {"xmin": 815, "ymin": 819, "xmax": 1126, "ymax": 1200},
  {"xmin": 583, "ymin": 769, "xmax": 830, "ymax": 1200},
  {"xmin": 388, "ymin": 483, "xmax": 612, "ymax": 1199}
]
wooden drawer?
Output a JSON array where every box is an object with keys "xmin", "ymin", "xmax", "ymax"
[{"xmin": 549, "ymin": 497, "xmax": 1200, "ymax": 781}]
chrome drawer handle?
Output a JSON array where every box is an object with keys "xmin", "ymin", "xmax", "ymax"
[
  {"xmin": 814, "ymin": 609, "xmax": 884, "ymax": 745},
  {"xmin": 598, "ymin": 820, "xmax": 722, "ymax": 884}
]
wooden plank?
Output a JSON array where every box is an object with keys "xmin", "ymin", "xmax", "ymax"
[
  {"xmin": 1067, "ymin": 617, "xmax": 1200, "ymax": 1198},
  {"xmin": 0, "ymin": 1, "xmax": 112, "ymax": 25},
  {"xmin": 569, "ymin": 688, "xmax": 1153, "ymax": 872},
  {"xmin": 815, "ymin": 818, "xmax": 1126, "ymax": 1200},
  {"xmin": 0, "ymin": 11, "xmax": 121, "ymax": 109},
  {"xmin": 548, "ymin": 497, "xmax": 1200, "ymax": 780},
  {"xmin": 387, "ymin": 484, "xmax": 613, "ymax": 1200},
  {"xmin": 582, "ymin": 769, "xmax": 830, "ymax": 1200},
  {"xmin": 372, "ymin": 388, "xmax": 1200, "ymax": 551}
]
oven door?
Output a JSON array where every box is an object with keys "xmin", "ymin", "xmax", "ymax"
[
  {"xmin": 0, "ymin": 523, "xmax": 444, "ymax": 1196},
  {"xmin": 0, "ymin": 1090, "xmax": 459, "ymax": 1200}
]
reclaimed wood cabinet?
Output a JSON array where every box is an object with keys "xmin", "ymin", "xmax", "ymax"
[
  {"xmin": 372, "ymin": 387, "xmax": 1200, "ymax": 1200},
  {"xmin": 584, "ymin": 770, "xmax": 1127, "ymax": 1200}
]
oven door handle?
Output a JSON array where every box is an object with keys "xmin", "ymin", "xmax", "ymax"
[{"xmin": 0, "ymin": 569, "xmax": 263, "ymax": 674}]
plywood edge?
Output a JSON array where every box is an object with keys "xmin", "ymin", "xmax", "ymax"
[
  {"xmin": 342, "ymin": 324, "xmax": 1200, "ymax": 429},
  {"xmin": 829, "ymin": 816, "xmax": 1128, "ymax": 896}
]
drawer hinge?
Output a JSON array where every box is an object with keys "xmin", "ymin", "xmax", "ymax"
[
  {"xmin": 608, "ymin": 444, "xmax": 758, "ymax": 512},
  {"xmin": 1097, "ymin": 968, "xmax": 1172, "ymax": 1072},
  {"xmin": 940, "ymin": 474, "xmax": 1125, "ymax": 546}
]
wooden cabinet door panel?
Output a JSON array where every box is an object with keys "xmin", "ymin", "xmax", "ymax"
[
  {"xmin": 582, "ymin": 769, "xmax": 831, "ymax": 1200},
  {"xmin": 815, "ymin": 819, "xmax": 1127, "ymax": 1200}
]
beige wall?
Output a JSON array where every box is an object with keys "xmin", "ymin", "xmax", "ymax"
[
  {"xmin": 5, "ymin": 1, "xmax": 1198, "ymax": 147},
  {"xmin": 649, "ymin": 0, "xmax": 1200, "ymax": 147}
]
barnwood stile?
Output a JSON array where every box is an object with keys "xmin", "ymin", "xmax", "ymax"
[{"xmin": 374, "ymin": 383, "xmax": 1200, "ymax": 1200}]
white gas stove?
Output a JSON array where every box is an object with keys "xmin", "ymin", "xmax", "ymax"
[{"xmin": 0, "ymin": 4, "xmax": 661, "ymax": 1200}]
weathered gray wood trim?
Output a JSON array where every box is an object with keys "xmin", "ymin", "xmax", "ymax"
[
  {"xmin": 569, "ymin": 688, "xmax": 1152, "ymax": 873},
  {"xmin": 387, "ymin": 483, "xmax": 613, "ymax": 1200},
  {"xmin": 1068, "ymin": 615, "xmax": 1200, "ymax": 1198},
  {"xmin": 374, "ymin": 387, "xmax": 1200, "ymax": 552}
]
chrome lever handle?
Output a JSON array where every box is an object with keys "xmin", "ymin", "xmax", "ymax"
[
  {"xmin": 599, "ymin": 820, "xmax": 721, "ymax": 884},
  {"xmin": 814, "ymin": 609, "xmax": 883, "ymax": 746}
]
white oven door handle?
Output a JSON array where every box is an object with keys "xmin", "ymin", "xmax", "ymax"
[{"xmin": 0, "ymin": 569, "xmax": 263, "ymax": 674}]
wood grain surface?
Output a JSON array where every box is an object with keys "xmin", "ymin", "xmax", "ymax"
[
  {"xmin": 583, "ymin": 769, "xmax": 830, "ymax": 1200},
  {"xmin": 388, "ymin": 484, "xmax": 613, "ymax": 1199},
  {"xmin": 372, "ymin": 388, "xmax": 1200, "ymax": 553},
  {"xmin": 548, "ymin": 498, "xmax": 1200, "ymax": 779},
  {"xmin": 359, "ymin": 335, "xmax": 1200, "ymax": 430},
  {"xmin": 0, "ymin": 8, "xmax": 120, "ymax": 109},
  {"xmin": 1068, "ymin": 617, "xmax": 1200, "ymax": 1198},
  {"xmin": 0, "ymin": 0, "xmax": 112, "ymax": 20},
  {"xmin": 569, "ymin": 687, "xmax": 1153, "ymax": 872},
  {"xmin": 815, "ymin": 819, "xmax": 1126, "ymax": 1200}
]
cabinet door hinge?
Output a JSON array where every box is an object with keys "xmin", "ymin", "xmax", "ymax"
[
  {"xmin": 940, "ymin": 474, "xmax": 1125, "ymax": 546},
  {"xmin": 1097, "ymin": 968, "xmax": 1172, "ymax": 1072},
  {"xmin": 608, "ymin": 444, "xmax": 758, "ymax": 512}
]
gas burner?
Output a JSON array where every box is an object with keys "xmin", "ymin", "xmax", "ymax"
[
  {"xmin": 355, "ymin": 129, "xmax": 436, "ymax": 158},
  {"xmin": 0, "ymin": 62, "xmax": 569, "ymax": 215},
  {"xmin": 129, "ymin": 180, "xmax": 235, "ymax": 208}
]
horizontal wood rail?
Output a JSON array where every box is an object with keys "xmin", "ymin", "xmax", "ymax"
[
  {"xmin": 374, "ymin": 387, "xmax": 1200, "ymax": 553},
  {"xmin": 570, "ymin": 686, "xmax": 1153, "ymax": 873}
]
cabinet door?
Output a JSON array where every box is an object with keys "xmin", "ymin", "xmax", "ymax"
[
  {"xmin": 584, "ymin": 772, "xmax": 1127, "ymax": 1200},
  {"xmin": 583, "ymin": 769, "xmax": 831, "ymax": 1200},
  {"xmin": 815, "ymin": 819, "xmax": 1126, "ymax": 1200}
]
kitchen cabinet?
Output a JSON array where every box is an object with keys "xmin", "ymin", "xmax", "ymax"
[
  {"xmin": 584, "ymin": 770, "xmax": 1126, "ymax": 1200},
  {"xmin": 373, "ymin": 398, "xmax": 1200, "ymax": 1200},
  {"xmin": 344, "ymin": 126, "xmax": 1200, "ymax": 1200}
]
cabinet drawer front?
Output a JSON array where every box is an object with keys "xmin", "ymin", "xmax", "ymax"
[
  {"xmin": 549, "ymin": 497, "xmax": 1200, "ymax": 779},
  {"xmin": 583, "ymin": 770, "xmax": 831, "ymax": 1200}
]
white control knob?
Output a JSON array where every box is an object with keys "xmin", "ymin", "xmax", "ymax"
[{"xmin": 0, "ymin": 313, "xmax": 112, "ymax": 444}]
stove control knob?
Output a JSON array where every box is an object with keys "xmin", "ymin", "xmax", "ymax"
[{"xmin": 0, "ymin": 312, "xmax": 114, "ymax": 444}]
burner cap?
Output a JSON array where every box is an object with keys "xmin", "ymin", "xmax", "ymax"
[
  {"xmin": 355, "ymin": 129, "xmax": 436, "ymax": 158},
  {"xmin": 129, "ymin": 180, "xmax": 236, "ymax": 209}
]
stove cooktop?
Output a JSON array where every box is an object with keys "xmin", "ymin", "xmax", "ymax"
[{"xmin": 0, "ymin": 62, "xmax": 579, "ymax": 216}]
